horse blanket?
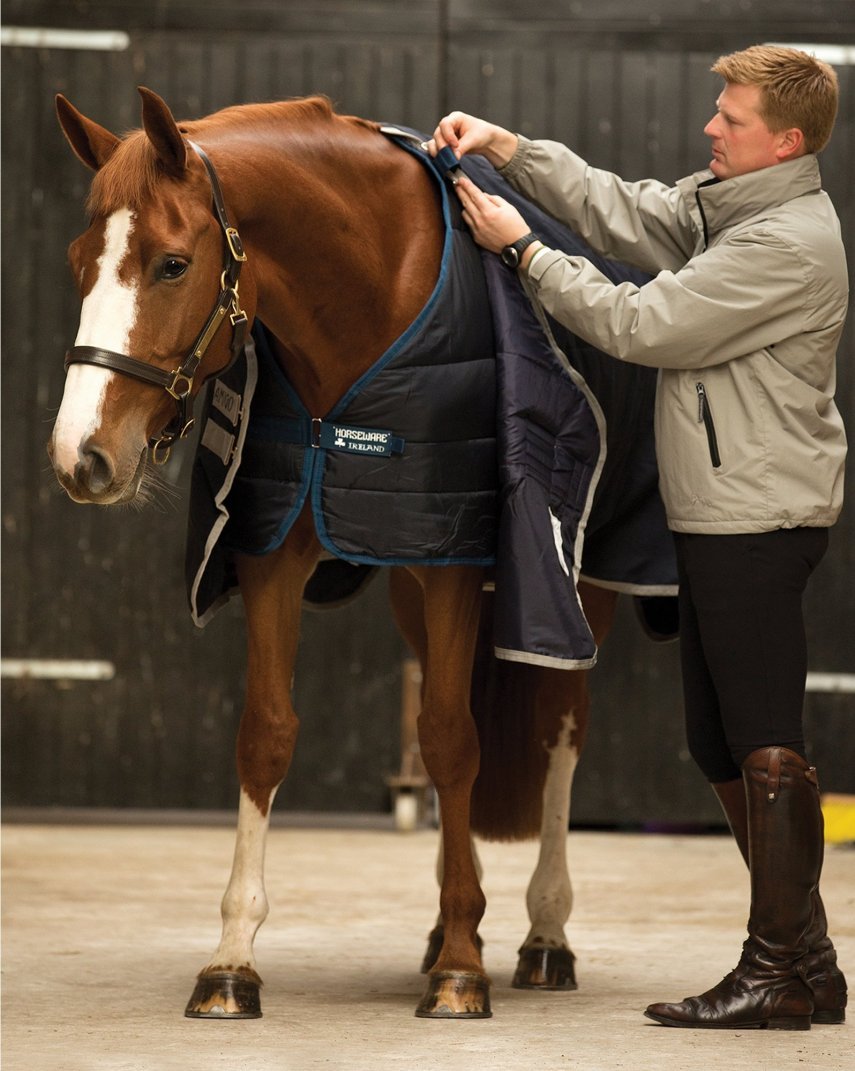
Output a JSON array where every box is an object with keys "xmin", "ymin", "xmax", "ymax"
[{"xmin": 185, "ymin": 131, "xmax": 677, "ymax": 667}]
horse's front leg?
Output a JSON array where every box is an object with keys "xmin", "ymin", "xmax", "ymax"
[
  {"xmin": 513, "ymin": 581, "xmax": 618, "ymax": 991},
  {"xmin": 420, "ymin": 829, "xmax": 485, "ymax": 974},
  {"xmin": 185, "ymin": 512, "xmax": 320, "ymax": 1019},
  {"xmin": 409, "ymin": 566, "xmax": 491, "ymax": 1019}
]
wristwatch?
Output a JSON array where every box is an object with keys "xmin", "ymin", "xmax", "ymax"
[{"xmin": 500, "ymin": 232, "xmax": 539, "ymax": 268}]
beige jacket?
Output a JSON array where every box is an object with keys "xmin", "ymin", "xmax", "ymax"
[{"xmin": 501, "ymin": 137, "xmax": 848, "ymax": 533}]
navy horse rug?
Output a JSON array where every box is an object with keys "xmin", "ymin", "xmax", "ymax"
[{"xmin": 186, "ymin": 131, "xmax": 677, "ymax": 668}]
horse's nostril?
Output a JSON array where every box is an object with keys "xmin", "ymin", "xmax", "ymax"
[{"xmin": 77, "ymin": 442, "xmax": 115, "ymax": 494}]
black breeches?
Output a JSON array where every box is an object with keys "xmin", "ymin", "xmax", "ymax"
[{"xmin": 674, "ymin": 528, "xmax": 828, "ymax": 783}]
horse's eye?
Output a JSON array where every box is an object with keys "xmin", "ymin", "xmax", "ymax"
[{"xmin": 160, "ymin": 257, "xmax": 188, "ymax": 281}]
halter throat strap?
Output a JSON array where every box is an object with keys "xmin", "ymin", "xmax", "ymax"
[{"xmin": 64, "ymin": 141, "xmax": 249, "ymax": 461}]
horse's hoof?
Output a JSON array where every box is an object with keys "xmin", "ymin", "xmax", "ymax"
[
  {"xmin": 512, "ymin": 946, "xmax": 577, "ymax": 990},
  {"xmin": 415, "ymin": 970, "xmax": 492, "ymax": 1018},
  {"xmin": 184, "ymin": 970, "xmax": 263, "ymax": 1018},
  {"xmin": 420, "ymin": 926, "xmax": 483, "ymax": 974}
]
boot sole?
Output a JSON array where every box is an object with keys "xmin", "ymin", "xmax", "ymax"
[{"xmin": 644, "ymin": 1010, "xmax": 811, "ymax": 1030}]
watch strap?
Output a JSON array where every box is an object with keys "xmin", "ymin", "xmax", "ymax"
[{"xmin": 501, "ymin": 231, "xmax": 539, "ymax": 267}]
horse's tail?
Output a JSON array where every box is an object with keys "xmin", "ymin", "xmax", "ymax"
[
  {"xmin": 469, "ymin": 650, "xmax": 549, "ymax": 841},
  {"xmin": 469, "ymin": 593, "xmax": 587, "ymax": 842},
  {"xmin": 389, "ymin": 571, "xmax": 591, "ymax": 842}
]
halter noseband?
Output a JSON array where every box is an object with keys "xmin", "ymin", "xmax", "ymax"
[{"xmin": 64, "ymin": 141, "xmax": 249, "ymax": 463}]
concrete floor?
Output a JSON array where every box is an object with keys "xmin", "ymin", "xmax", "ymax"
[{"xmin": 2, "ymin": 822, "xmax": 852, "ymax": 1071}]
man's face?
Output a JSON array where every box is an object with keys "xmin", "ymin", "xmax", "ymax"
[{"xmin": 704, "ymin": 82, "xmax": 790, "ymax": 179}]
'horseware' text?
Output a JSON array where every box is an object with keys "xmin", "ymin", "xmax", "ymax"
[{"xmin": 317, "ymin": 422, "xmax": 401, "ymax": 455}]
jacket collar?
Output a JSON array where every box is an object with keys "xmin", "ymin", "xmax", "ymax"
[{"xmin": 678, "ymin": 155, "xmax": 822, "ymax": 240}]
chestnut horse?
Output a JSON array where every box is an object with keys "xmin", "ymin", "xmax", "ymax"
[{"xmin": 48, "ymin": 88, "xmax": 618, "ymax": 1020}]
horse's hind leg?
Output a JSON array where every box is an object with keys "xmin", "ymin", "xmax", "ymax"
[
  {"xmin": 513, "ymin": 582, "xmax": 618, "ymax": 990},
  {"xmin": 511, "ymin": 671, "xmax": 586, "ymax": 989},
  {"xmin": 420, "ymin": 670, "xmax": 587, "ymax": 988},
  {"xmin": 185, "ymin": 510, "xmax": 320, "ymax": 1019}
]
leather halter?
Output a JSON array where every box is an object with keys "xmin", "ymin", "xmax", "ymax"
[{"xmin": 64, "ymin": 141, "xmax": 249, "ymax": 463}]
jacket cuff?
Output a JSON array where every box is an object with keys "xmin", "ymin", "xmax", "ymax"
[
  {"xmin": 525, "ymin": 246, "xmax": 567, "ymax": 284},
  {"xmin": 498, "ymin": 135, "xmax": 534, "ymax": 182}
]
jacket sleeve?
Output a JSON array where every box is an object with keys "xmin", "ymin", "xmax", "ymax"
[
  {"xmin": 500, "ymin": 136, "xmax": 697, "ymax": 274},
  {"xmin": 525, "ymin": 226, "xmax": 832, "ymax": 370}
]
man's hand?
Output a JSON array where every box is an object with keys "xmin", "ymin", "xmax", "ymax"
[
  {"xmin": 454, "ymin": 174, "xmax": 531, "ymax": 255},
  {"xmin": 425, "ymin": 112, "xmax": 518, "ymax": 170}
]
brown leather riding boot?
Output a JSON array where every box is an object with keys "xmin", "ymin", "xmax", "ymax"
[
  {"xmin": 645, "ymin": 747, "xmax": 825, "ymax": 1030},
  {"xmin": 712, "ymin": 776, "xmax": 847, "ymax": 1024}
]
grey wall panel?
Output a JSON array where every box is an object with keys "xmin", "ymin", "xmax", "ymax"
[{"xmin": 3, "ymin": 1, "xmax": 853, "ymax": 822}]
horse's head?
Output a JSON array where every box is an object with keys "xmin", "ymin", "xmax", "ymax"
[{"xmin": 48, "ymin": 87, "xmax": 253, "ymax": 504}]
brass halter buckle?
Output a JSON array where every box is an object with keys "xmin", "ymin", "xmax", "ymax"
[
  {"xmin": 166, "ymin": 370, "xmax": 194, "ymax": 400},
  {"xmin": 225, "ymin": 227, "xmax": 247, "ymax": 263}
]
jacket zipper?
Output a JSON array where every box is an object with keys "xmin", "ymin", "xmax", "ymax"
[
  {"xmin": 696, "ymin": 382, "xmax": 722, "ymax": 468},
  {"xmin": 694, "ymin": 191, "xmax": 710, "ymax": 249},
  {"xmin": 694, "ymin": 176, "xmax": 718, "ymax": 250}
]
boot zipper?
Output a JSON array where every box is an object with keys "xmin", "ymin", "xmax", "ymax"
[
  {"xmin": 767, "ymin": 747, "xmax": 781, "ymax": 802},
  {"xmin": 696, "ymin": 382, "xmax": 722, "ymax": 469}
]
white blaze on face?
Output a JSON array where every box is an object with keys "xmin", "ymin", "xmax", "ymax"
[{"xmin": 51, "ymin": 208, "xmax": 139, "ymax": 474}]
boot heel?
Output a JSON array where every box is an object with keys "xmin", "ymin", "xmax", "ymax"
[
  {"xmin": 811, "ymin": 1008, "xmax": 845, "ymax": 1025},
  {"xmin": 767, "ymin": 1015, "xmax": 811, "ymax": 1031}
]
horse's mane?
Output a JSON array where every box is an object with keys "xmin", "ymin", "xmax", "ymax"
[{"xmin": 87, "ymin": 95, "xmax": 371, "ymax": 216}]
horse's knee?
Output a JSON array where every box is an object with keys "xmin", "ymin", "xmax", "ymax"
[
  {"xmin": 418, "ymin": 710, "xmax": 480, "ymax": 790},
  {"xmin": 236, "ymin": 704, "xmax": 299, "ymax": 811}
]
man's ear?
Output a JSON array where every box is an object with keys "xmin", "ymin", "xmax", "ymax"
[{"xmin": 777, "ymin": 127, "xmax": 806, "ymax": 161}]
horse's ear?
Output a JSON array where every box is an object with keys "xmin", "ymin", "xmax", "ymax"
[
  {"xmin": 56, "ymin": 95, "xmax": 120, "ymax": 171},
  {"xmin": 138, "ymin": 86, "xmax": 187, "ymax": 176}
]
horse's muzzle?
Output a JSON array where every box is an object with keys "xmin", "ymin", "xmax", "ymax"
[{"xmin": 48, "ymin": 437, "xmax": 146, "ymax": 505}]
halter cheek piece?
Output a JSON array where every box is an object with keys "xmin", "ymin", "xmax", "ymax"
[{"xmin": 64, "ymin": 141, "xmax": 249, "ymax": 464}]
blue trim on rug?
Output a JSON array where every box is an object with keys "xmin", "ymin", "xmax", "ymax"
[
  {"xmin": 308, "ymin": 134, "xmax": 472, "ymax": 561},
  {"xmin": 228, "ymin": 137, "xmax": 493, "ymax": 567},
  {"xmin": 325, "ymin": 137, "xmax": 454, "ymax": 421}
]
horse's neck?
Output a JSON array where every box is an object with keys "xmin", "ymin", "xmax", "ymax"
[{"xmin": 219, "ymin": 116, "xmax": 442, "ymax": 415}]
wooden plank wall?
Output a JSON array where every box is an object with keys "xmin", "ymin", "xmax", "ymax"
[
  {"xmin": 445, "ymin": 1, "xmax": 855, "ymax": 821},
  {"xmin": 2, "ymin": 0, "xmax": 854, "ymax": 821}
]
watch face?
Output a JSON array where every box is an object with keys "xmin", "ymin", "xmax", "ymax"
[{"xmin": 501, "ymin": 246, "xmax": 520, "ymax": 268}]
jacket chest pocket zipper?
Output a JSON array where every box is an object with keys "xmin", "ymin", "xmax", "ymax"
[{"xmin": 696, "ymin": 382, "xmax": 722, "ymax": 468}]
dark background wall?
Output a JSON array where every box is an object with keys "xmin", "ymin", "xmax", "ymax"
[{"xmin": 3, "ymin": 1, "xmax": 854, "ymax": 823}]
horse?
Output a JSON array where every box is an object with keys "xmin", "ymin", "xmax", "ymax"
[{"xmin": 48, "ymin": 87, "xmax": 624, "ymax": 1020}]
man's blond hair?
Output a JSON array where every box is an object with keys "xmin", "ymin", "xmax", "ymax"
[{"xmin": 712, "ymin": 45, "xmax": 839, "ymax": 153}]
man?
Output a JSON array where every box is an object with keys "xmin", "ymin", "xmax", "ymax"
[{"xmin": 427, "ymin": 45, "xmax": 848, "ymax": 1030}]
